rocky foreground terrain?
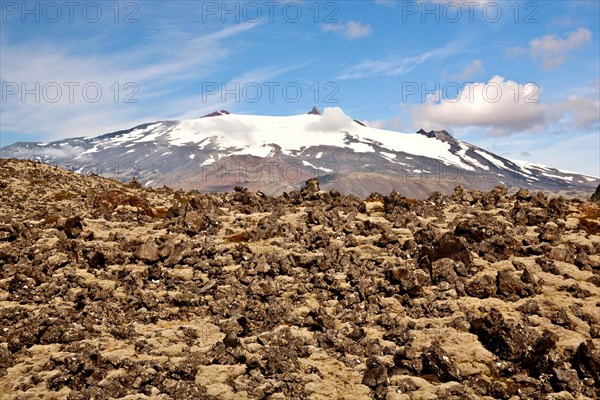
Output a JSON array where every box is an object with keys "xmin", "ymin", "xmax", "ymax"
[{"xmin": 0, "ymin": 158, "xmax": 599, "ymax": 400}]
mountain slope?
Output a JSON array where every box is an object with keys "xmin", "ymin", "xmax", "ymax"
[{"xmin": 2, "ymin": 107, "xmax": 597, "ymax": 197}]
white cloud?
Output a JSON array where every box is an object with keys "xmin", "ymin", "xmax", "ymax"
[
  {"xmin": 509, "ymin": 28, "xmax": 592, "ymax": 70},
  {"xmin": 410, "ymin": 76, "xmax": 599, "ymax": 137},
  {"xmin": 399, "ymin": 77, "xmax": 598, "ymax": 175},
  {"xmin": 308, "ymin": 107, "xmax": 355, "ymax": 131},
  {"xmin": 322, "ymin": 21, "xmax": 372, "ymax": 39},
  {"xmin": 411, "ymin": 76, "xmax": 549, "ymax": 134}
]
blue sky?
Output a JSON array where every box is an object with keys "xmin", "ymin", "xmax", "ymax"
[{"xmin": 1, "ymin": 0, "xmax": 599, "ymax": 175}]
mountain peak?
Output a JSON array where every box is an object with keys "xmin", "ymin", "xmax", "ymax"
[
  {"xmin": 417, "ymin": 129, "xmax": 455, "ymax": 142},
  {"xmin": 308, "ymin": 106, "xmax": 321, "ymax": 115},
  {"xmin": 201, "ymin": 110, "xmax": 230, "ymax": 118},
  {"xmin": 2, "ymin": 110, "xmax": 597, "ymax": 198}
]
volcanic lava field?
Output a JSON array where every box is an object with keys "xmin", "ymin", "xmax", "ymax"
[{"xmin": 0, "ymin": 158, "xmax": 599, "ymax": 399}]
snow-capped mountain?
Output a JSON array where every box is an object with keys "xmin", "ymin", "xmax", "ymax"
[{"xmin": 2, "ymin": 107, "xmax": 598, "ymax": 198}]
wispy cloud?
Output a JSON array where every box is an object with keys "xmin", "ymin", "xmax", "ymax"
[
  {"xmin": 337, "ymin": 44, "xmax": 460, "ymax": 79},
  {"xmin": 552, "ymin": 91, "xmax": 600, "ymax": 131},
  {"xmin": 374, "ymin": 0, "xmax": 396, "ymax": 7},
  {"xmin": 0, "ymin": 23, "xmax": 258, "ymax": 140},
  {"xmin": 322, "ymin": 21, "xmax": 372, "ymax": 39},
  {"xmin": 530, "ymin": 28, "xmax": 591, "ymax": 69},
  {"xmin": 172, "ymin": 63, "xmax": 309, "ymax": 120},
  {"xmin": 455, "ymin": 59, "xmax": 483, "ymax": 80}
]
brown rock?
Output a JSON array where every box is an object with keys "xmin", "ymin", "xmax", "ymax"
[
  {"xmin": 520, "ymin": 267, "xmax": 542, "ymax": 295},
  {"xmin": 515, "ymin": 188, "xmax": 533, "ymax": 201},
  {"xmin": 85, "ymin": 250, "xmax": 106, "ymax": 269},
  {"xmin": 387, "ymin": 266, "xmax": 410, "ymax": 284},
  {"xmin": 431, "ymin": 258, "xmax": 459, "ymax": 285},
  {"xmin": 573, "ymin": 340, "xmax": 600, "ymax": 382},
  {"xmin": 421, "ymin": 232, "xmax": 472, "ymax": 270},
  {"xmin": 421, "ymin": 343, "xmax": 462, "ymax": 382},
  {"xmin": 551, "ymin": 367, "xmax": 581, "ymax": 393},
  {"xmin": 62, "ymin": 216, "xmax": 83, "ymax": 238},
  {"xmin": 466, "ymin": 274, "xmax": 496, "ymax": 298},
  {"xmin": 362, "ymin": 365, "xmax": 388, "ymax": 388},
  {"xmin": 497, "ymin": 270, "xmax": 527, "ymax": 299},
  {"xmin": 135, "ymin": 241, "xmax": 160, "ymax": 263},
  {"xmin": 471, "ymin": 309, "xmax": 533, "ymax": 361},
  {"xmin": 303, "ymin": 178, "xmax": 320, "ymax": 194},
  {"xmin": 223, "ymin": 332, "xmax": 240, "ymax": 348},
  {"xmin": 517, "ymin": 299, "xmax": 540, "ymax": 315},
  {"xmin": 539, "ymin": 223, "xmax": 560, "ymax": 243},
  {"xmin": 551, "ymin": 309, "xmax": 574, "ymax": 329}
]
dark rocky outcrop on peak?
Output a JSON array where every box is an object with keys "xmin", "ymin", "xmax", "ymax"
[
  {"xmin": 201, "ymin": 110, "xmax": 231, "ymax": 118},
  {"xmin": 417, "ymin": 129, "xmax": 455, "ymax": 143},
  {"xmin": 0, "ymin": 159, "xmax": 599, "ymax": 399}
]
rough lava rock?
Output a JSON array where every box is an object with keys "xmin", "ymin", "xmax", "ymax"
[{"xmin": 0, "ymin": 159, "xmax": 599, "ymax": 400}]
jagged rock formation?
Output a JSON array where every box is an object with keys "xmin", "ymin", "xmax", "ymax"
[{"xmin": 0, "ymin": 159, "xmax": 599, "ymax": 399}]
